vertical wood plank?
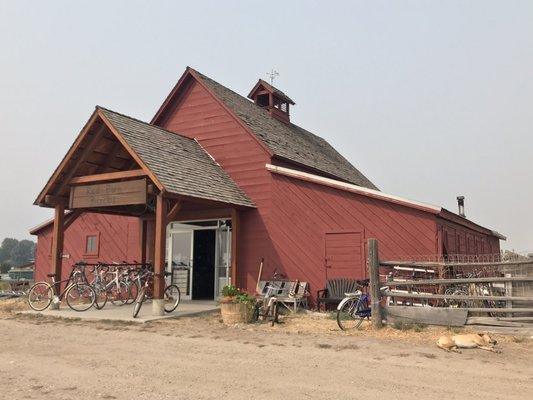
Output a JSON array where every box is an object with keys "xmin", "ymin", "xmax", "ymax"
[
  {"xmin": 231, "ymin": 208, "xmax": 239, "ymax": 287},
  {"xmin": 153, "ymin": 194, "xmax": 167, "ymax": 299},
  {"xmin": 368, "ymin": 238, "xmax": 383, "ymax": 328},
  {"xmin": 140, "ymin": 219, "xmax": 148, "ymax": 265},
  {"xmin": 51, "ymin": 204, "xmax": 65, "ymax": 290}
]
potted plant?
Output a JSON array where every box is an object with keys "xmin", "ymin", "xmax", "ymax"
[{"xmin": 219, "ymin": 285, "xmax": 255, "ymax": 324}]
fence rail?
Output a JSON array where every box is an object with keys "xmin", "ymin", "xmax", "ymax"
[{"xmin": 366, "ymin": 239, "xmax": 533, "ymax": 328}]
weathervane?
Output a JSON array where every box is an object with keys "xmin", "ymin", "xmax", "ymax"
[{"xmin": 267, "ymin": 69, "xmax": 279, "ymax": 85}]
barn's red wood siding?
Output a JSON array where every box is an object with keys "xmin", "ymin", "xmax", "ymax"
[
  {"xmin": 156, "ymin": 79, "xmax": 274, "ymax": 288},
  {"xmin": 437, "ymin": 218, "xmax": 500, "ymax": 257},
  {"xmin": 266, "ymin": 174, "xmax": 438, "ymax": 299},
  {"xmin": 34, "ymin": 213, "xmax": 141, "ymax": 282}
]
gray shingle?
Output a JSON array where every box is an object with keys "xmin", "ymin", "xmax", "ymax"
[
  {"xmin": 193, "ymin": 70, "xmax": 378, "ymax": 190},
  {"xmin": 98, "ymin": 107, "xmax": 255, "ymax": 208}
]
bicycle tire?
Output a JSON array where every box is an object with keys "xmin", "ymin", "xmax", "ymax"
[
  {"xmin": 93, "ymin": 283, "xmax": 108, "ymax": 310},
  {"xmin": 65, "ymin": 283, "xmax": 96, "ymax": 312},
  {"xmin": 163, "ymin": 284, "xmax": 181, "ymax": 313},
  {"xmin": 337, "ymin": 298, "xmax": 367, "ymax": 331},
  {"xmin": 27, "ymin": 282, "xmax": 53, "ymax": 311},
  {"xmin": 125, "ymin": 282, "xmax": 139, "ymax": 305},
  {"xmin": 133, "ymin": 287, "xmax": 146, "ymax": 319},
  {"xmin": 110, "ymin": 281, "xmax": 129, "ymax": 306}
]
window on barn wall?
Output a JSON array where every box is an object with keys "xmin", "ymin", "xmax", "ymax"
[{"xmin": 85, "ymin": 233, "xmax": 99, "ymax": 256}]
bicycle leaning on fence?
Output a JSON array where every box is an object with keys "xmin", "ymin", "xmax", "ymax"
[
  {"xmin": 27, "ymin": 263, "xmax": 96, "ymax": 312},
  {"xmin": 336, "ymin": 279, "xmax": 372, "ymax": 331}
]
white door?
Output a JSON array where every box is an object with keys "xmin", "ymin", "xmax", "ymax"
[
  {"xmin": 167, "ymin": 230, "xmax": 194, "ymax": 300},
  {"xmin": 214, "ymin": 224, "xmax": 231, "ymax": 297}
]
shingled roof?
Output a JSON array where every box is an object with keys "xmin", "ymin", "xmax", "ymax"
[
  {"xmin": 190, "ymin": 69, "xmax": 378, "ymax": 190},
  {"xmin": 98, "ymin": 107, "xmax": 255, "ymax": 208}
]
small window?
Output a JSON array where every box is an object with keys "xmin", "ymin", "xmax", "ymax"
[
  {"xmin": 256, "ymin": 93, "xmax": 269, "ymax": 107},
  {"xmin": 85, "ymin": 234, "xmax": 99, "ymax": 256}
]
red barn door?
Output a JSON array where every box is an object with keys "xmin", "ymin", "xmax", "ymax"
[{"xmin": 324, "ymin": 232, "xmax": 364, "ymax": 279}]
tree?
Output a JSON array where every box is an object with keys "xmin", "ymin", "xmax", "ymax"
[
  {"xmin": 10, "ymin": 240, "xmax": 36, "ymax": 267},
  {"xmin": 0, "ymin": 238, "xmax": 18, "ymax": 263},
  {"xmin": 0, "ymin": 262, "xmax": 12, "ymax": 274}
]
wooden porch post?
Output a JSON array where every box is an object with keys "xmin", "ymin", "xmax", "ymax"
[
  {"xmin": 153, "ymin": 193, "xmax": 167, "ymax": 314},
  {"xmin": 231, "ymin": 208, "xmax": 239, "ymax": 288},
  {"xmin": 139, "ymin": 219, "xmax": 148, "ymax": 265},
  {"xmin": 51, "ymin": 204, "xmax": 65, "ymax": 298}
]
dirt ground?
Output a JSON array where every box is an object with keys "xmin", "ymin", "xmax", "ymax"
[{"xmin": 1, "ymin": 299, "xmax": 532, "ymax": 400}]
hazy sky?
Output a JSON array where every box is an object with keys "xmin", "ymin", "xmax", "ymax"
[{"xmin": 0, "ymin": 1, "xmax": 531, "ymax": 253}]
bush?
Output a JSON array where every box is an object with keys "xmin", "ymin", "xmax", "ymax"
[
  {"xmin": 220, "ymin": 285, "xmax": 256, "ymax": 305},
  {"xmin": 221, "ymin": 285, "xmax": 241, "ymax": 297}
]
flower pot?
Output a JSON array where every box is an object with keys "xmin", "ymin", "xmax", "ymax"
[{"xmin": 220, "ymin": 301, "xmax": 252, "ymax": 324}]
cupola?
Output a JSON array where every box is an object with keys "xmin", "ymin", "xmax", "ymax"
[{"xmin": 248, "ymin": 79, "xmax": 295, "ymax": 123}]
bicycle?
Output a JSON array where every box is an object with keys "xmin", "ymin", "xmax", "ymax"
[
  {"xmin": 89, "ymin": 263, "xmax": 131, "ymax": 309},
  {"xmin": 28, "ymin": 264, "xmax": 96, "ymax": 312},
  {"xmin": 336, "ymin": 279, "xmax": 371, "ymax": 331},
  {"xmin": 132, "ymin": 271, "xmax": 181, "ymax": 318},
  {"xmin": 122, "ymin": 263, "xmax": 153, "ymax": 306}
]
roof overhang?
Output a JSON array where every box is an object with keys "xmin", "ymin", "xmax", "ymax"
[
  {"xmin": 34, "ymin": 105, "xmax": 255, "ymax": 213},
  {"xmin": 266, "ymin": 163, "xmax": 441, "ymax": 214},
  {"xmin": 29, "ymin": 210, "xmax": 79, "ymax": 235},
  {"xmin": 266, "ymin": 163, "xmax": 505, "ymax": 240},
  {"xmin": 34, "ymin": 107, "xmax": 164, "ymax": 208}
]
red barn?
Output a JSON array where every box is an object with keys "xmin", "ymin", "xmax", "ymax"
[{"xmin": 32, "ymin": 67, "xmax": 504, "ymax": 308}]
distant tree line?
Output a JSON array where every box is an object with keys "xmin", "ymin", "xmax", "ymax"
[{"xmin": 0, "ymin": 238, "xmax": 36, "ymax": 274}]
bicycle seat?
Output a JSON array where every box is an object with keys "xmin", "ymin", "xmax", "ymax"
[
  {"xmin": 356, "ymin": 279, "xmax": 370, "ymax": 287},
  {"xmin": 164, "ymin": 271, "xmax": 172, "ymax": 277},
  {"xmin": 344, "ymin": 290, "xmax": 362, "ymax": 297},
  {"xmin": 46, "ymin": 273, "xmax": 56, "ymax": 278}
]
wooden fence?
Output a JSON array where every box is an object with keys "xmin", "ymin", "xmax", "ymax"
[{"xmin": 367, "ymin": 239, "xmax": 533, "ymax": 328}]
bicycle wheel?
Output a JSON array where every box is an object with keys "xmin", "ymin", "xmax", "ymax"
[
  {"xmin": 28, "ymin": 282, "xmax": 53, "ymax": 311},
  {"xmin": 65, "ymin": 283, "xmax": 96, "ymax": 312},
  {"xmin": 133, "ymin": 288, "xmax": 146, "ymax": 319},
  {"xmin": 337, "ymin": 298, "xmax": 366, "ymax": 331},
  {"xmin": 163, "ymin": 284, "xmax": 181, "ymax": 313},
  {"xmin": 93, "ymin": 283, "xmax": 108, "ymax": 310},
  {"xmin": 445, "ymin": 288, "xmax": 469, "ymax": 308},
  {"xmin": 110, "ymin": 281, "xmax": 129, "ymax": 306},
  {"xmin": 125, "ymin": 282, "xmax": 139, "ymax": 305}
]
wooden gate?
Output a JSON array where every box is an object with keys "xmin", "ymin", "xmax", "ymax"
[{"xmin": 324, "ymin": 231, "xmax": 364, "ymax": 279}]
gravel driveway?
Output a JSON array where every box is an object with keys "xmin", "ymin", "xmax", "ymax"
[{"xmin": 1, "ymin": 313, "xmax": 531, "ymax": 400}]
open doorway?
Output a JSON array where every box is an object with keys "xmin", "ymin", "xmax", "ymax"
[
  {"xmin": 192, "ymin": 230, "xmax": 216, "ymax": 300},
  {"xmin": 167, "ymin": 219, "xmax": 231, "ymax": 301}
]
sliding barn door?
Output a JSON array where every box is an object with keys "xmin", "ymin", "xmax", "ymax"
[{"xmin": 324, "ymin": 232, "xmax": 364, "ymax": 279}]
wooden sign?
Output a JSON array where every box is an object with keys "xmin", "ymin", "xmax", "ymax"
[{"xmin": 69, "ymin": 178, "xmax": 147, "ymax": 209}]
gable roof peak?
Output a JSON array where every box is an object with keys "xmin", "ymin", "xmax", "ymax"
[
  {"xmin": 152, "ymin": 67, "xmax": 378, "ymax": 189},
  {"xmin": 248, "ymin": 79, "xmax": 295, "ymax": 105}
]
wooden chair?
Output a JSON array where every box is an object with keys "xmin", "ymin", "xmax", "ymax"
[{"xmin": 316, "ymin": 278, "xmax": 359, "ymax": 311}]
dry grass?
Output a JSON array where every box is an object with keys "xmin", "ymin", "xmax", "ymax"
[
  {"xmin": 206, "ymin": 311, "xmax": 528, "ymax": 345},
  {"xmin": 2, "ymin": 298, "xmax": 530, "ymax": 347},
  {"xmin": 0, "ymin": 297, "xmax": 28, "ymax": 316}
]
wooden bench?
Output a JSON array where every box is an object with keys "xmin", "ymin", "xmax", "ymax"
[
  {"xmin": 316, "ymin": 278, "xmax": 361, "ymax": 311},
  {"xmin": 256, "ymin": 280, "xmax": 309, "ymax": 312}
]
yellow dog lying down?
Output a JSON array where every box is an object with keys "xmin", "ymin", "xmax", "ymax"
[{"xmin": 437, "ymin": 333, "xmax": 500, "ymax": 353}]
